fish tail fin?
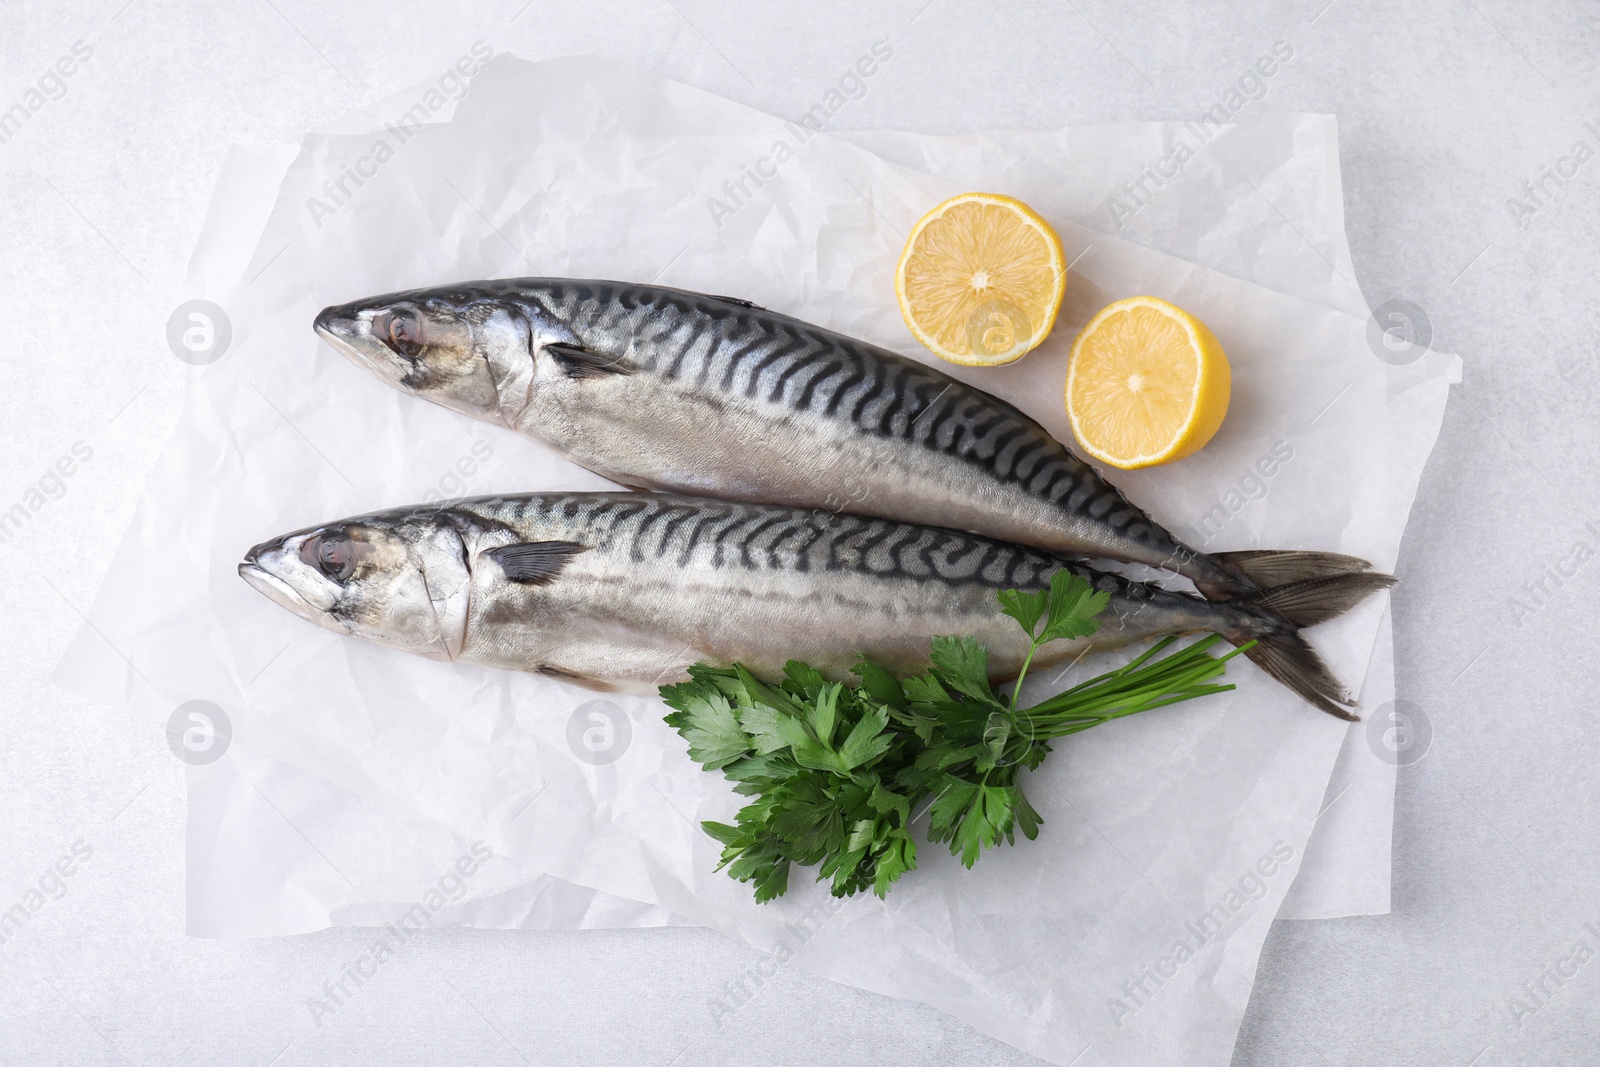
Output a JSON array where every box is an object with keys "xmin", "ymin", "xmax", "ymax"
[
  {"xmin": 1213, "ymin": 549, "xmax": 1375, "ymax": 591},
  {"xmin": 1248, "ymin": 570, "xmax": 1397, "ymax": 627},
  {"xmin": 1227, "ymin": 571, "xmax": 1397, "ymax": 720},
  {"xmin": 1237, "ymin": 631, "xmax": 1361, "ymax": 721}
]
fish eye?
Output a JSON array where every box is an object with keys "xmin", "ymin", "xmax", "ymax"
[
  {"xmin": 301, "ymin": 532, "xmax": 358, "ymax": 583},
  {"xmin": 373, "ymin": 308, "xmax": 424, "ymax": 360}
]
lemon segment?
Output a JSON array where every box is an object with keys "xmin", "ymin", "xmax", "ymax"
[
  {"xmin": 895, "ymin": 192, "xmax": 1067, "ymax": 366},
  {"xmin": 1064, "ymin": 296, "xmax": 1231, "ymax": 469}
]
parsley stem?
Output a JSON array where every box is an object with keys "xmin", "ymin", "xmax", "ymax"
[{"xmin": 1006, "ymin": 635, "xmax": 1044, "ymax": 716}]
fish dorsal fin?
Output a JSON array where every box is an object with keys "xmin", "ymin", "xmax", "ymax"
[
  {"xmin": 482, "ymin": 540, "xmax": 588, "ymax": 585},
  {"xmin": 653, "ymin": 283, "xmax": 762, "ymax": 311},
  {"xmin": 544, "ymin": 342, "xmax": 632, "ymax": 379}
]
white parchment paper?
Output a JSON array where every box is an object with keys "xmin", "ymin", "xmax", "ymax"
[
  {"xmin": 178, "ymin": 107, "xmax": 1393, "ymax": 936},
  {"xmin": 186, "ymin": 739, "xmax": 688, "ymax": 938},
  {"xmin": 57, "ymin": 56, "xmax": 1458, "ymax": 1065},
  {"xmin": 182, "ymin": 101, "xmax": 1396, "ymax": 935}
]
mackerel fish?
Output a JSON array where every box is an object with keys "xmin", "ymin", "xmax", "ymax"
[
  {"xmin": 313, "ymin": 279, "xmax": 1375, "ymax": 600},
  {"xmin": 240, "ymin": 493, "xmax": 1392, "ymax": 718}
]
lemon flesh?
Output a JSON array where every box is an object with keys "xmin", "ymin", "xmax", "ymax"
[
  {"xmin": 1065, "ymin": 296, "xmax": 1230, "ymax": 469},
  {"xmin": 896, "ymin": 193, "xmax": 1066, "ymax": 366}
]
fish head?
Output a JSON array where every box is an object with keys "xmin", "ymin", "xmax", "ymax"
[
  {"xmin": 239, "ymin": 513, "xmax": 472, "ymax": 660},
  {"xmin": 315, "ymin": 292, "xmax": 527, "ymax": 425}
]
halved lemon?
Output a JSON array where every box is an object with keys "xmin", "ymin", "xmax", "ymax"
[
  {"xmin": 895, "ymin": 192, "xmax": 1066, "ymax": 366},
  {"xmin": 1065, "ymin": 296, "xmax": 1230, "ymax": 469}
]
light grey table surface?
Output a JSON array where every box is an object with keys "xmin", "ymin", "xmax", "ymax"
[{"xmin": 3, "ymin": 1, "xmax": 1596, "ymax": 1064}]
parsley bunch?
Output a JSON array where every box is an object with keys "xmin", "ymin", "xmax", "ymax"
[{"xmin": 662, "ymin": 571, "xmax": 1250, "ymax": 902}]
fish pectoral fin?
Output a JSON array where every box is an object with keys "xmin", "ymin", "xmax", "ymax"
[
  {"xmin": 602, "ymin": 473, "xmax": 667, "ymax": 492},
  {"xmin": 543, "ymin": 342, "xmax": 633, "ymax": 379},
  {"xmin": 535, "ymin": 665, "xmax": 615, "ymax": 691},
  {"xmin": 482, "ymin": 540, "xmax": 588, "ymax": 585}
]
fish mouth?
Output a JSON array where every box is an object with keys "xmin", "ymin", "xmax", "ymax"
[
  {"xmin": 238, "ymin": 559, "xmax": 348, "ymax": 633},
  {"xmin": 314, "ymin": 302, "xmax": 420, "ymax": 397},
  {"xmin": 238, "ymin": 560, "xmax": 310, "ymax": 616},
  {"xmin": 314, "ymin": 303, "xmax": 370, "ymax": 359}
]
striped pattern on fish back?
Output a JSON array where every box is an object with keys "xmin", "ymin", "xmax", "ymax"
[
  {"xmin": 510, "ymin": 279, "xmax": 1186, "ymax": 563},
  {"xmin": 449, "ymin": 493, "xmax": 1160, "ymax": 604}
]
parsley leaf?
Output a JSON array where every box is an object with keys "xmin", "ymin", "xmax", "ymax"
[
  {"xmin": 853, "ymin": 656, "xmax": 905, "ymax": 709},
  {"xmin": 1039, "ymin": 569, "xmax": 1110, "ymax": 644},
  {"xmin": 838, "ymin": 705, "xmax": 894, "ymax": 770},
  {"xmin": 807, "ymin": 682, "xmax": 842, "ymax": 747},
  {"xmin": 737, "ymin": 702, "xmax": 791, "ymax": 755},
  {"xmin": 996, "ymin": 586, "xmax": 1048, "ymax": 638},
  {"xmin": 661, "ymin": 681, "xmax": 749, "ymax": 770},
  {"xmin": 929, "ymin": 635, "xmax": 1001, "ymax": 706}
]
